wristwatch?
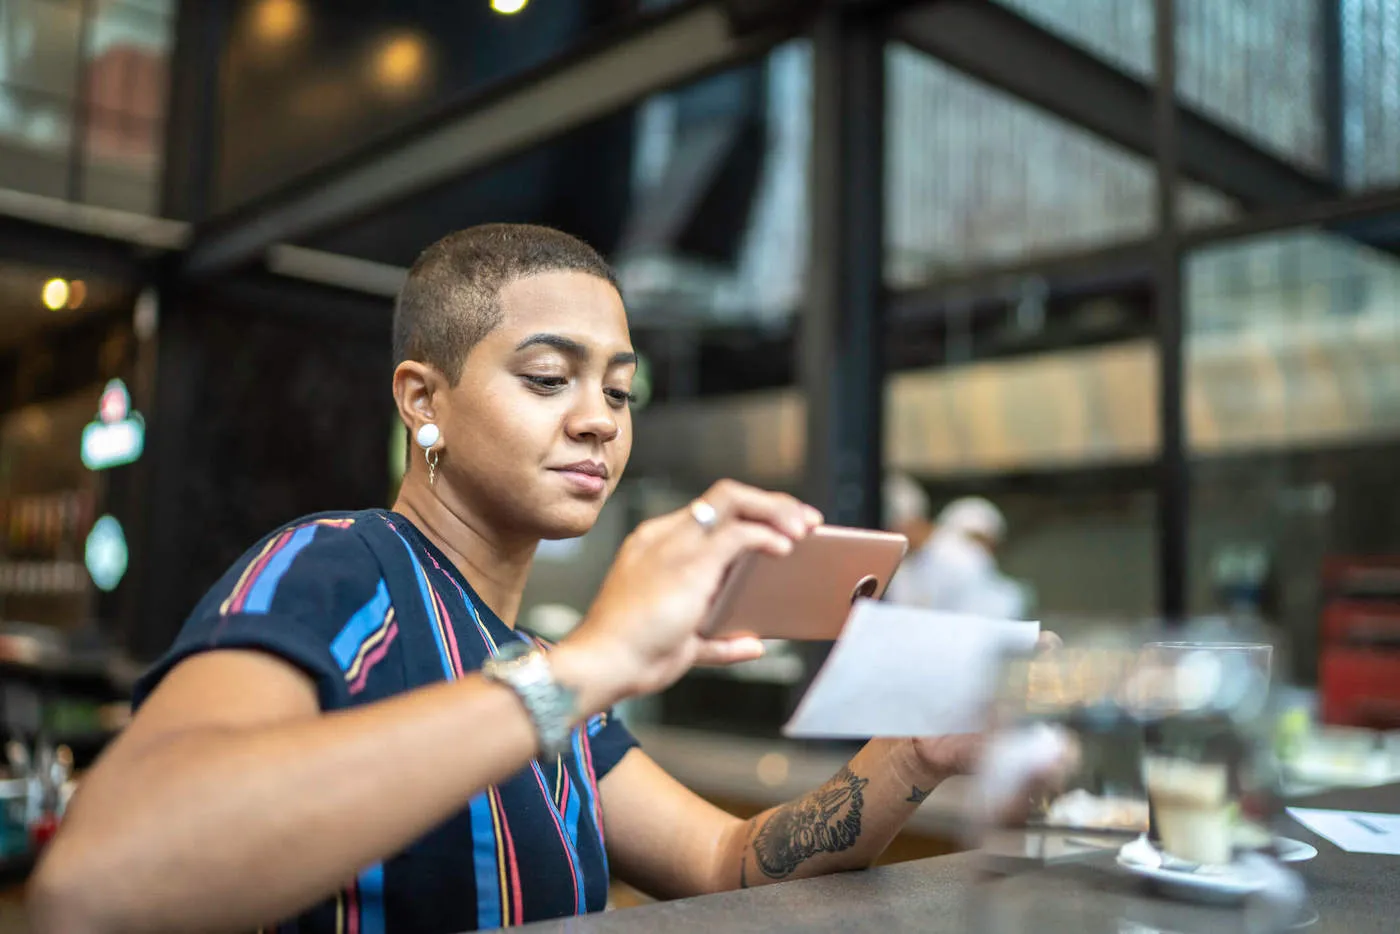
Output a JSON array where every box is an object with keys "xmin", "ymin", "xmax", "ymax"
[{"xmin": 481, "ymin": 640, "xmax": 578, "ymax": 760}]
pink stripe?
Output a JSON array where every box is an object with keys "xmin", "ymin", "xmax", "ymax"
[
  {"xmin": 347, "ymin": 879, "xmax": 360, "ymax": 934},
  {"xmin": 581, "ymin": 733, "xmax": 604, "ymax": 837},
  {"xmin": 495, "ymin": 789, "xmax": 525, "ymax": 924},
  {"xmin": 347, "ymin": 622, "xmax": 398, "ymax": 695},
  {"xmin": 429, "ymin": 585, "xmax": 466, "ymax": 676},
  {"xmin": 527, "ymin": 763, "xmax": 580, "ymax": 908},
  {"xmin": 229, "ymin": 529, "xmax": 293, "ymax": 615}
]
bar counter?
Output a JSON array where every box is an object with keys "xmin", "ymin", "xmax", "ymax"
[{"xmin": 517, "ymin": 782, "xmax": 1400, "ymax": 934}]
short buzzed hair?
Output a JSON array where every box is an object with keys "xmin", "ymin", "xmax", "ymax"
[{"xmin": 392, "ymin": 223, "xmax": 619, "ymax": 384}]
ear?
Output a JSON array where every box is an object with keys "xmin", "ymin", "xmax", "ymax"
[{"xmin": 392, "ymin": 361, "xmax": 444, "ymax": 440}]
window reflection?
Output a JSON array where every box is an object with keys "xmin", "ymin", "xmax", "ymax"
[
  {"xmin": 1187, "ymin": 222, "xmax": 1400, "ymax": 681},
  {"xmin": 0, "ymin": 0, "xmax": 172, "ymax": 212}
]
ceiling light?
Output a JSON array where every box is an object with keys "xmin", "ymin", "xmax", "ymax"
[
  {"xmin": 253, "ymin": 0, "xmax": 304, "ymax": 45},
  {"xmin": 491, "ymin": 0, "xmax": 529, "ymax": 14},
  {"xmin": 373, "ymin": 34, "xmax": 428, "ymax": 93},
  {"xmin": 42, "ymin": 278, "xmax": 69, "ymax": 311}
]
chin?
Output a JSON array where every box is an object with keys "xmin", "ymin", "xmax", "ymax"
[{"xmin": 538, "ymin": 502, "xmax": 603, "ymax": 540}]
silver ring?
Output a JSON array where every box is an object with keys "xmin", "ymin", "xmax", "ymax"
[{"xmin": 689, "ymin": 498, "xmax": 719, "ymax": 533}]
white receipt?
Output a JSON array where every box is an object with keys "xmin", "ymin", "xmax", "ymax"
[
  {"xmin": 1286, "ymin": 808, "xmax": 1400, "ymax": 855},
  {"xmin": 783, "ymin": 600, "xmax": 1040, "ymax": 739}
]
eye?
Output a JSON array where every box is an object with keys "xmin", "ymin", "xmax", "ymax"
[
  {"xmin": 604, "ymin": 388, "xmax": 635, "ymax": 408},
  {"xmin": 522, "ymin": 375, "xmax": 567, "ymax": 393}
]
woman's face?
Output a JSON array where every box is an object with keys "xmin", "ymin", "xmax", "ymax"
[{"xmin": 435, "ymin": 270, "xmax": 635, "ymax": 541}]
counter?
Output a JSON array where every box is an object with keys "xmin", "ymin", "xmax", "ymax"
[{"xmin": 517, "ymin": 782, "xmax": 1400, "ymax": 933}]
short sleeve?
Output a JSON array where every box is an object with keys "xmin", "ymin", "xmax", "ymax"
[
  {"xmin": 584, "ymin": 708, "xmax": 639, "ymax": 779},
  {"xmin": 133, "ymin": 516, "xmax": 386, "ymax": 711}
]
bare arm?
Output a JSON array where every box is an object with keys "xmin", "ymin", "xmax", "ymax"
[
  {"xmin": 600, "ymin": 738, "xmax": 946, "ymax": 899},
  {"xmin": 30, "ymin": 479, "xmax": 820, "ymax": 934},
  {"xmin": 28, "ymin": 644, "xmax": 615, "ymax": 934}
]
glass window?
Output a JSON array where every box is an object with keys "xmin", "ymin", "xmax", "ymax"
[
  {"xmin": 885, "ymin": 44, "xmax": 1234, "ymax": 291},
  {"xmin": 82, "ymin": 0, "xmax": 174, "ymax": 212},
  {"xmin": 1341, "ymin": 0, "xmax": 1400, "ymax": 190},
  {"xmin": 1186, "ymin": 221, "xmax": 1400, "ymax": 680},
  {"xmin": 0, "ymin": 0, "xmax": 172, "ymax": 211},
  {"xmin": 0, "ymin": 0, "xmax": 81, "ymax": 188},
  {"xmin": 993, "ymin": 0, "xmax": 1327, "ymax": 172}
]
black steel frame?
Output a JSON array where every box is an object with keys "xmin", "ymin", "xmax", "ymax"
[{"xmin": 12, "ymin": 0, "xmax": 1400, "ymax": 629}]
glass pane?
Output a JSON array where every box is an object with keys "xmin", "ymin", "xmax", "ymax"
[
  {"xmin": 217, "ymin": 0, "xmax": 673, "ymax": 209},
  {"xmin": 1186, "ymin": 221, "xmax": 1400, "ymax": 681},
  {"xmin": 81, "ymin": 0, "xmax": 172, "ymax": 211},
  {"xmin": 1177, "ymin": 0, "xmax": 1325, "ymax": 170},
  {"xmin": 0, "ymin": 83, "xmax": 73, "ymax": 198},
  {"xmin": 302, "ymin": 40, "xmax": 812, "ymax": 333},
  {"xmin": 0, "ymin": 0, "xmax": 83, "ymax": 100},
  {"xmin": 885, "ymin": 44, "xmax": 1235, "ymax": 289},
  {"xmin": 1341, "ymin": 0, "xmax": 1400, "ymax": 190},
  {"xmin": 993, "ymin": 0, "xmax": 1326, "ymax": 172}
]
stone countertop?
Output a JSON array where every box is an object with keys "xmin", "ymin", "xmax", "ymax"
[{"xmin": 513, "ymin": 781, "xmax": 1400, "ymax": 934}]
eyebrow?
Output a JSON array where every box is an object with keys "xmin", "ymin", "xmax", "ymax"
[{"xmin": 514, "ymin": 333, "xmax": 637, "ymax": 367}]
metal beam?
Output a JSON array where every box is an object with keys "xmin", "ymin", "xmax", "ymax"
[
  {"xmin": 803, "ymin": 6, "xmax": 885, "ymax": 528},
  {"xmin": 1154, "ymin": 0, "xmax": 1187, "ymax": 623},
  {"xmin": 184, "ymin": 1, "xmax": 789, "ymax": 278},
  {"xmin": 888, "ymin": 0, "xmax": 1334, "ymax": 210},
  {"xmin": 0, "ymin": 190, "xmax": 187, "ymax": 277}
]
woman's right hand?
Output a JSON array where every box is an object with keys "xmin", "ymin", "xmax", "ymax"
[{"xmin": 554, "ymin": 480, "xmax": 822, "ymax": 709}]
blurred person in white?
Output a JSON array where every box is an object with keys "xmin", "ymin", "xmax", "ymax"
[{"xmin": 883, "ymin": 473, "xmax": 1028, "ymax": 619}]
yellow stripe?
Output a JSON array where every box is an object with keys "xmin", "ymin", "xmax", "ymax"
[
  {"xmin": 487, "ymin": 787, "xmax": 511, "ymax": 926},
  {"xmin": 219, "ymin": 533, "xmax": 283, "ymax": 616},
  {"xmin": 554, "ymin": 756, "xmax": 563, "ymax": 805},
  {"xmin": 343, "ymin": 608, "xmax": 396, "ymax": 681},
  {"xmin": 335, "ymin": 890, "xmax": 344, "ymax": 934}
]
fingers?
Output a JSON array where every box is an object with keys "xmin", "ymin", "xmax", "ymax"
[
  {"xmin": 1036, "ymin": 631, "xmax": 1063, "ymax": 653},
  {"xmin": 700, "ymin": 479, "xmax": 822, "ymax": 539},
  {"xmin": 694, "ymin": 636, "xmax": 766, "ymax": 667}
]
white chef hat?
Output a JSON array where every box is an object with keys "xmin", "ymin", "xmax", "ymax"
[
  {"xmin": 883, "ymin": 472, "xmax": 931, "ymax": 527},
  {"xmin": 936, "ymin": 496, "xmax": 1007, "ymax": 544}
]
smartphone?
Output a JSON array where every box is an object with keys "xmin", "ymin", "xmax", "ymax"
[{"xmin": 704, "ymin": 525, "xmax": 908, "ymax": 640}]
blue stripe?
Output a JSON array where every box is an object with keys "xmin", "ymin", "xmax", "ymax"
[
  {"xmin": 562, "ymin": 768, "xmax": 586, "ymax": 914},
  {"xmin": 357, "ymin": 863, "xmax": 385, "ymax": 934},
  {"xmin": 330, "ymin": 580, "xmax": 391, "ymax": 670},
  {"xmin": 469, "ymin": 793, "xmax": 503, "ymax": 929},
  {"xmin": 574, "ymin": 730, "xmax": 609, "ymax": 881},
  {"xmin": 384, "ymin": 523, "xmax": 454, "ymax": 680},
  {"xmin": 243, "ymin": 525, "xmax": 319, "ymax": 613},
  {"xmin": 385, "ymin": 517, "xmax": 500, "ymax": 926}
]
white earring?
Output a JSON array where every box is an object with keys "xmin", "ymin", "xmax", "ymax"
[{"xmin": 416, "ymin": 423, "xmax": 441, "ymax": 486}]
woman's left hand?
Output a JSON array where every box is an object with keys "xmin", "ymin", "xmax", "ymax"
[{"xmin": 909, "ymin": 629, "xmax": 1065, "ymax": 780}]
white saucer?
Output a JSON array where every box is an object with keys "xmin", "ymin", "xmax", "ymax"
[
  {"xmin": 1273, "ymin": 836, "xmax": 1318, "ymax": 863},
  {"xmin": 1117, "ymin": 835, "xmax": 1271, "ymax": 904}
]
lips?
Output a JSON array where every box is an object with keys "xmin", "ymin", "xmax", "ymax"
[
  {"xmin": 554, "ymin": 461, "xmax": 608, "ymax": 479},
  {"xmin": 551, "ymin": 460, "xmax": 609, "ymax": 496}
]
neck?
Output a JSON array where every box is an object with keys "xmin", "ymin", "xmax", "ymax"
[{"xmin": 392, "ymin": 474, "xmax": 536, "ymax": 627}]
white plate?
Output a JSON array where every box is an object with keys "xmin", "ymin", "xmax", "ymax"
[
  {"xmin": 1274, "ymin": 836, "xmax": 1318, "ymax": 863},
  {"xmin": 1117, "ymin": 835, "xmax": 1270, "ymax": 904}
]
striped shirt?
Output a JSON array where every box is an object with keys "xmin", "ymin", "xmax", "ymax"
[{"xmin": 135, "ymin": 510, "xmax": 637, "ymax": 933}]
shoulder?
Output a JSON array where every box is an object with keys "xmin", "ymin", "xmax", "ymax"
[{"xmin": 195, "ymin": 511, "xmax": 387, "ymax": 619}]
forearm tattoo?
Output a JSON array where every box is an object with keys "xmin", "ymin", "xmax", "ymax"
[
  {"xmin": 906, "ymin": 785, "xmax": 933, "ymax": 804},
  {"xmin": 749, "ymin": 766, "xmax": 870, "ymax": 881}
]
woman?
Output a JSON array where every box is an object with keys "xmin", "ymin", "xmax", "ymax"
[{"xmin": 30, "ymin": 225, "xmax": 1062, "ymax": 933}]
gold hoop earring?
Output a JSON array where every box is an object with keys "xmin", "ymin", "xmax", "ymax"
[{"xmin": 426, "ymin": 447, "xmax": 440, "ymax": 486}]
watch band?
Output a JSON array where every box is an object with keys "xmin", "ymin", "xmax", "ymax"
[{"xmin": 481, "ymin": 641, "xmax": 578, "ymax": 760}]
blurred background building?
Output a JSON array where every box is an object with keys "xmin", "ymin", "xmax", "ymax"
[{"xmin": 2, "ymin": 0, "xmax": 1400, "ymax": 898}]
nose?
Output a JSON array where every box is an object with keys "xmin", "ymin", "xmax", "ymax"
[{"xmin": 564, "ymin": 392, "xmax": 620, "ymax": 445}]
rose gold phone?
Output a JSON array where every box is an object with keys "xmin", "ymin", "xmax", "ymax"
[{"xmin": 704, "ymin": 525, "xmax": 908, "ymax": 640}]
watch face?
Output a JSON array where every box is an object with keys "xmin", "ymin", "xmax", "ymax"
[{"xmin": 495, "ymin": 639, "xmax": 535, "ymax": 661}]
